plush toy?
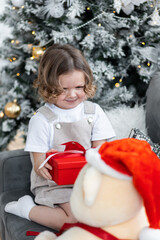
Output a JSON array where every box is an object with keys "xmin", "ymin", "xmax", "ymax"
[{"xmin": 35, "ymin": 138, "xmax": 160, "ymax": 240}]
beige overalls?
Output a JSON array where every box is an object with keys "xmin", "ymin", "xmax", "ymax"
[{"xmin": 30, "ymin": 101, "xmax": 95, "ymax": 207}]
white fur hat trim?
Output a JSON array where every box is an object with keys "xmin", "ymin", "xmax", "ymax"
[
  {"xmin": 85, "ymin": 148, "xmax": 132, "ymax": 181},
  {"xmin": 139, "ymin": 227, "xmax": 160, "ymax": 240}
]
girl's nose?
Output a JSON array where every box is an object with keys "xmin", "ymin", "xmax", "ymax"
[{"xmin": 67, "ymin": 89, "xmax": 76, "ymax": 97}]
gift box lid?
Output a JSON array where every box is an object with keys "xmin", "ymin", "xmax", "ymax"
[
  {"xmin": 52, "ymin": 153, "xmax": 86, "ymax": 169},
  {"xmin": 39, "ymin": 141, "xmax": 87, "ymax": 170}
]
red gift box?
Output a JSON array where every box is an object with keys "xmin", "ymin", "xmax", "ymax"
[{"xmin": 45, "ymin": 142, "xmax": 87, "ymax": 185}]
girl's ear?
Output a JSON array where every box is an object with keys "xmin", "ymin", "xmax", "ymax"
[{"xmin": 83, "ymin": 166, "xmax": 102, "ymax": 206}]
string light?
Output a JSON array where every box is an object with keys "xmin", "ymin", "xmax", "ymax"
[
  {"xmin": 12, "ymin": 6, "xmax": 16, "ymax": 10},
  {"xmin": 129, "ymin": 34, "xmax": 133, "ymax": 38},
  {"xmin": 112, "ymin": 77, "xmax": 115, "ymax": 80},
  {"xmin": 9, "ymin": 57, "xmax": 17, "ymax": 62},
  {"xmin": 87, "ymin": 7, "xmax": 90, "ymax": 10},
  {"xmin": 32, "ymin": 46, "xmax": 45, "ymax": 60},
  {"xmin": 87, "ymin": 34, "xmax": 91, "ymax": 36},
  {"xmin": 141, "ymin": 42, "xmax": 145, "ymax": 45},
  {"xmin": 115, "ymin": 83, "xmax": 120, "ymax": 87},
  {"xmin": 11, "ymin": 39, "xmax": 20, "ymax": 44},
  {"xmin": 32, "ymin": 31, "xmax": 36, "ymax": 35},
  {"xmin": 138, "ymin": 65, "xmax": 141, "ymax": 68},
  {"xmin": 21, "ymin": 5, "xmax": 24, "ymax": 8},
  {"xmin": 113, "ymin": 10, "xmax": 116, "ymax": 13},
  {"xmin": 0, "ymin": 111, "xmax": 4, "ymax": 118},
  {"xmin": 119, "ymin": 79, "xmax": 122, "ymax": 82},
  {"xmin": 16, "ymin": 73, "xmax": 20, "ymax": 76},
  {"xmin": 32, "ymin": 47, "xmax": 43, "ymax": 55},
  {"xmin": 98, "ymin": 23, "xmax": 102, "ymax": 27},
  {"xmin": 147, "ymin": 62, "xmax": 151, "ymax": 66}
]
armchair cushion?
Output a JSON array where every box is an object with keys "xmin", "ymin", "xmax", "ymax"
[
  {"xmin": 0, "ymin": 149, "xmax": 57, "ymax": 240},
  {"xmin": 0, "ymin": 189, "xmax": 54, "ymax": 240}
]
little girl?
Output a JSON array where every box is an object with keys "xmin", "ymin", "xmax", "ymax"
[{"xmin": 5, "ymin": 44, "xmax": 115, "ymax": 230}]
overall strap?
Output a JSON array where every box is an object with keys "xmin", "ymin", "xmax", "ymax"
[
  {"xmin": 37, "ymin": 106, "xmax": 57, "ymax": 122},
  {"xmin": 84, "ymin": 101, "xmax": 95, "ymax": 114}
]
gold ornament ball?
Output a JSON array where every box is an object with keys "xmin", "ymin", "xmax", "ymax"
[{"xmin": 4, "ymin": 101, "xmax": 21, "ymax": 118}]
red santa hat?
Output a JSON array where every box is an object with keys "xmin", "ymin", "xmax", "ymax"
[{"xmin": 85, "ymin": 138, "xmax": 160, "ymax": 240}]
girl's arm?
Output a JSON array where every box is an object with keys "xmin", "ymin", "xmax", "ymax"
[
  {"xmin": 32, "ymin": 152, "xmax": 53, "ymax": 180},
  {"xmin": 92, "ymin": 140, "xmax": 106, "ymax": 148}
]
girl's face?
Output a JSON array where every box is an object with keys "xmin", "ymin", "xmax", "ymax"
[{"xmin": 55, "ymin": 70, "xmax": 86, "ymax": 109}]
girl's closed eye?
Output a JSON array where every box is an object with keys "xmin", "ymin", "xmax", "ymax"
[
  {"xmin": 62, "ymin": 86, "xmax": 84, "ymax": 91},
  {"xmin": 76, "ymin": 86, "xmax": 84, "ymax": 89},
  {"xmin": 62, "ymin": 88, "xmax": 69, "ymax": 93}
]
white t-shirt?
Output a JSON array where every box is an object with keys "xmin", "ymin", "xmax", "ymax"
[{"xmin": 25, "ymin": 102, "xmax": 115, "ymax": 153}]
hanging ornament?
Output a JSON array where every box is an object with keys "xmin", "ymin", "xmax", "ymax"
[
  {"xmin": 121, "ymin": 1, "xmax": 134, "ymax": 15},
  {"xmin": 32, "ymin": 46, "xmax": 45, "ymax": 60},
  {"xmin": 11, "ymin": 0, "xmax": 25, "ymax": 8},
  {"xmin": 43, "ymin": 0, "xmax": 64, "ymax": 18},
  {"xmin": 114, "ymin": 0, "xmax": 123, "ymax": 14},
  {"xmin": 148, "ymin": 7, "xmax": 160, "ymax": 26},
  {"xmin": 114, "ymin": 0, "xmax": 147, "ymax": 15},
  {"xmin": 4, "ymin": 100, "xmax": 21, "ymax": 118}
]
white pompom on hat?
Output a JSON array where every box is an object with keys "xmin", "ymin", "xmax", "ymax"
[{"xmin": 85, "ymin": 138, "xmax": 160, "ymax": 240}]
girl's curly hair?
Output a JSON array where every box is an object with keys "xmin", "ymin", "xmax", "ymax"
[{"xmin": 34, "ymin": 44, "xmax": 96, "ymax": 103}]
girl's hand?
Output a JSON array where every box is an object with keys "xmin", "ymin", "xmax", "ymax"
[
  {"xmin": 32, "ymin": 152, "xmax": 55, "ymax": 180},
  {"xmin": 38, "ymin": 162, "xmax": 52, "ymax": 180}
]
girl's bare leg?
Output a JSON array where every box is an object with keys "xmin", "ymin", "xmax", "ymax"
[
  {"xmin": 29, "ymin": 202, "xmax": 77, "ymax": 230},
  {"xmin": 5, "ymin": 195, "xmax": 77, "ymax": 230}
]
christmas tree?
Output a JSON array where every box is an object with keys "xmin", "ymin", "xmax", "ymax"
[{"xmin": 0, "ymin": 0, "xmax": 160, "ymax": 150}]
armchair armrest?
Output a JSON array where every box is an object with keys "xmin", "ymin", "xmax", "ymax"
[{"xmin": 0, "ymin": 149, "xmax": 32, "ymax": 194}]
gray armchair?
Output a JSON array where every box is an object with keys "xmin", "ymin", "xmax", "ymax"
[{"xmin": 0, "ymin": 149, "xmax": 56, "ymax": 240}]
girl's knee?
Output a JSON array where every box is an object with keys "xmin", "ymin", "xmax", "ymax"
[
  {"xmin": 65, "ymin": 207, "xmax": 77, "ymax": 223},
  {"xmin": 59, "ymin": 202, "xmax": 77, "ymax": 223},
  {"xmin": 67, "ymin": 215, "xmax": 77, "ymax": 224}
]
